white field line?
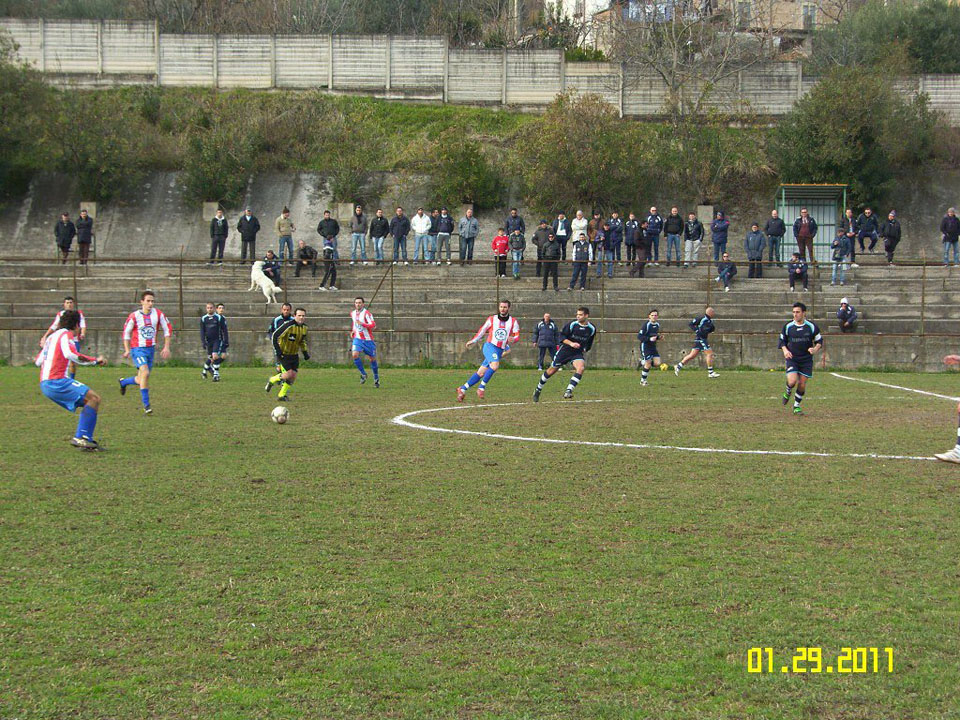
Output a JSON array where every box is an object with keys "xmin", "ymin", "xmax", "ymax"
[
  {"xmin": 829, "ymin": 373, "xmax": 960, "ymax": 402},
  {"xmin": 391, "ymin": 400, "xmax": 934, "ymax": 462}
]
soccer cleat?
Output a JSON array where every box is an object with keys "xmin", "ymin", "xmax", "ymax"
[
  {"xmin": 119, "ymin": 378, "xmax": 127, "ymax": 396},
  {"xmin": 674, "ymin": 364, "xmax": 681, "ymax": 376},
  {"xmin": 144, "ymin": 405, "xmax": 153, "ymax": 414},
  {"xmin": 934, "ymin": 448, "xmax": 960, "ymax": 464},
  {"xmin": 563, "ymin": 389, "xmax": 573, "ymax": 399},
  {"xmin": 277, "ymin": 395, "xmax": 289, "ymax": 402},
  {"xmin": 360, "ymin": 374, "xmax": 367, "ymax": 385},
  {"xmin": 533, "ymin": 388, "xmax": 541, "ymax": 402},
  {"xmin": 477, "ymin": 387, "xmax": 485, "ymax": 399},
  {"xmin": 212, "ymin": 375, "xmax": 220, "ymax": 382},
  {"xmin": 374, "ymin": 379, "xmax": 380, "ymax": 388},
  {"xmin": 456, "ymin": 386, "xmax": 466, "ymax": 403},
  {"xmin": 793, "ymin": 406, "xmax": 803, "ymax": 415},
  {"xmin": 640, "ymin": 379, "xmax": 648, "ymax": 386},
  {"xmin": 782, "ymin": 391, "xmax": 791, "ymax": 405},
  {"xmin": 708, "ymin": 371, "xmax": 720, "ymax": 378},
  {"xmin": 201, "ymin": 369, "xmax": 208, "ymax": 379},
  {"xmin": 265, "ymin": 380, "xmax": 274, "ymax": 392},
  {"xmin": 71, "ymin": 437, "xmax": 100, "ymax": 450}
]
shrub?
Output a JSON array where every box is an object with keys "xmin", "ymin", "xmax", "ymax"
[{"xmin": 421, "ymin": 129, "xmax": 504, "ymax": 209}]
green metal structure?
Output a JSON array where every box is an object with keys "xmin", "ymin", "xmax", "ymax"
[{"xmin": 776, "ymin": 184, "xmax": 848, "ymax": 263}]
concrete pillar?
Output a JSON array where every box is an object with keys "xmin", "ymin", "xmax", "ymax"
[
  {"xmin": 38, "ymin": 18, "xmax": 45, "ymax": 72},
  {"xmin": 270, "ymin": 34, "xmax": 277, "ymax": 88},
  {"xmin": 501, "ymin": 48, "xmax": 508, "ymax": 106},
  {"xmin": 97, "ymin": 20, "xmax": 103, "ymax": 75},
  {"xmin": 385, "ymin": 35, "xmax": 392, "ymax": 93},
  {"xmin": 442, "ymin": 36, "xmax": 449, "ymax": 103},
  {"xmin": 212, "ymin": 34, "xmax": 219, "ymax": 88},
  {"xmin": 154, "ymin": 19, "xmax": 160, "ymax": 86},
  {"xmin": 327, "ymin": 35, "xmax": 334, "ymax": 89}
]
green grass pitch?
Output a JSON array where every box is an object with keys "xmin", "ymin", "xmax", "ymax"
[{"xmin": 2, "ymin": 366, "xmax": 959, "ymax": 718}]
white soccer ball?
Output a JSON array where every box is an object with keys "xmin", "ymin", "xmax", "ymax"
[{"xmin": 271, "ymin": 406, "xmax": 289, "ymax": 424}]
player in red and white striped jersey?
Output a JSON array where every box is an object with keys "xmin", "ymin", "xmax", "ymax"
[
  {"xmin": 457, "ymin": 300, "xmax": 520, "ymax": 401},
  {"xmin": 119, "ymin": 290, "xmax": 173, "ymax": 414},
  {"xmin": 39, "ymin": 296, "xmax": 86, "ymax": 379},
  {"xmin": 350, "ymin": 296, "xmax": 380, "ymax": 387}
]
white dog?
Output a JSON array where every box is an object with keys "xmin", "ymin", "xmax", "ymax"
[{"xmin": 249, "ymin": 261, "xmax": 281, "ymax": 304}]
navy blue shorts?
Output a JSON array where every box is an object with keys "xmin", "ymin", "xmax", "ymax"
[
  {"xmin": 552, "ymin": 347, "xmax": 585, "ymax": 368},
  {"xmin": 693, "ymin": 338, "xmax": 711, "ymax": 352},
  {"xmin": 640, "ymin": 342, "xmax": 659, "ymax": 362},
  {"xmin": 786, "ymin": 356, "xmax": 814, "ymax": 378}
]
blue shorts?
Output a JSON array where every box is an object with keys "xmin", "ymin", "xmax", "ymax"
[
  {"xmin": 41, "ymin": 378, "xmax": 90, "ymax": 412},
  {"xmin": 552, "ymin": 347, "xmax": 585, "ymax": 369},
  {"xmin": 131, "ymin": 347, "xmax": 155, "ymax": 370},
  {"xmin": 481, "ymin": 341, "xmax": 506, "ymax": 368},
  {"xmin": 786, "ymin": 356, "xmax": 814, "ymax": 378},
  {"xmin": 694, "ymin": 338, "xmax": 711, "ymax": 352},
  {"xmin": 641, "ymin": 342, "xmax": 660, "ymax": 362},
  {"xmin": 351, "ymin": 338, "xmax": 377, "ymax": 357}
]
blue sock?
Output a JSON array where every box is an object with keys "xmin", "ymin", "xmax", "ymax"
[
  {"xmin": 141, "ymin": 388, "xmax": 150, "ymax": 407},
  {"xmin": 463, "ymin": 372, "xmax": 481, "ymax": 389},
  {"xmin": 68, "ymin": 370, "xmax": 76, "ymax": 380},
  {"xmin": 120, "ymin": 376, "xmax": 137, "ymax": 388},
  {"xmin": 480, "ymin": 367, "xmax": 496, "ymax": 387},
  {"xmin": 75, "ymin": 405, "xmax": 97, "ymax": 439},
  {"xmin": 371, "ymin": 361, "xmax": 379, "ymax": 380},
  {"xmin": 353, "ymin": 357, "xmax": 366, "ymax": 375}
]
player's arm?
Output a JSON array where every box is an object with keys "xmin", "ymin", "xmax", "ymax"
[
  {"xmin": 810, "ymin": 327, "xmax": 823, "ymax": 354},
  {"xmin": 220, "ymin": 316, "xmax": 229, "ymax": 351},
  {"xmin": 61, "ymin": 334, "xmax": 104, "ymax": 366},
  {"xmin": 271, "ymin": 318, "xmax": 293, "ymax": 356},
  {"xmin": 160, "ymin": 313, "xmax": 173, "ymax": 359},
  {"xmin": 778, "ymin": 325, "xmax": 792, "ymax": 359},
  {"xmin": 79, "ymin": 313, "xmax": 86, "ymax": 340},
  {"xmin": 300, "ymin": 329, "xmax": 310, "ymax": 361},
  {"xmin": 583, "ymin": 327, "xmax": 596, "ymax": 353},
  {"xmin": 560, "ymin": 323, "xmax": 580, "ymax": 349},
  {"xmin": 362, "ymin": 312, "xmax": 376, "ymax": 331},
  {"xmin": 122, "ymin": 315, "xmax": 133, "ymax": 358},
  {"xmin": 467, "ymin": 318, "xmax": 491, "ymax": 347}
]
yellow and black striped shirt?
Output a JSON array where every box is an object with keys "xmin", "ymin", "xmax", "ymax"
[{"xmin": 272, "ymin": 318, "xmax": 309, "ymax": 357}]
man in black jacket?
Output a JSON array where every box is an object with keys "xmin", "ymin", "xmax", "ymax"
[
  {"xmin": 317, "ymin": 210, "xmax": 340, "ymax": 260},
  {"xmin": 857, "ymin": 207, "xmax": 880, "ymax": 253},
  {"xmin": 55, "ymin": 212, "xmax": 76, "ymax": 264},
  {"xmin": 683, "ymin": 212, "xmax": 704, "ymax": 268},
  {"xmin": 436, "ymin": 208, "xmax": 455, "ymax": 265},
  {"xmin": 390, "ymin": 207, "xmax": 411, "ymax": 265},
  {"xmin": 262, "ymin": 250, "xmax": 282, "ymax": 286},
  {"xmin": 76, "ymin": 208, "xmax": 93, "ymax": 265},
  {"xmin": 663, "ymin": 207, "xmax": 684, "ymax": 267},
  {"xmin": 541, "ymin": 232, "xmax": 562, "ymax": 292},
  {"xmin": 624, "ymin": 213, "xmax": 640, "ymax": 264},
  {"xmin": 295, "ymin": 239, "xmax": 319, "ymax": 277},
  {"xmin": 209, "ymin": 208, "xmax": 229, "ymax": 265},
  {"xmin": 880, "ymin": 210, "xmax": 901, "ymax": 265},
  {"xmin": 532, "ymin": 219, "xmax": 550, "ymax": 277},
  {"xmin": 763, "ymin": 209, "xmax": 786, "ymax": 267},
  {"xmin": 237, "ymin": 207, "xmax": 261, "ymax": 264},
  {"xmin": 532, "ymin": 312, "xmax": 560, "ymax": 370},
  {"xmin": 369, "ymin": 208, "xmax": 390, "ymax": 265},
  {"xmin": 941, "ymin": 207, "xmax": 960, "ymax": 266}
]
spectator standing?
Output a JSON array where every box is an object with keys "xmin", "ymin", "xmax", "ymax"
[
  {"xmin": 744, "ymin": 223, "xmax": 766, "ymax": 278},
  {"xmin": 295, "ymin": 239, "xmax": 318, "ymax": 278},
  {"xmin": 505, "ymin": 208, "xmax": 525, "ymax": 265},
  {"xmin": 569, "ymin": 233, "xmax": 592, "ymax": 290},
  {"xmin": 830, "ymin": 228, "xmax": 850, "ymax": 286},
  {"xmin": 570, "ymin": 211, "xmax": 588, "ymax": 259},
  {"xmin": 840, "ymin": 208, "xmax": 859, "ymax": 267},
  {"xmin": 369, "ymin": 208, "xmax": 390, "ymax": 265},
  {"xmin": 596, "ymin": 222, "xmax": 614, "ymax": 278},
  {"xmin": 209, "ymin": 208, "xmax": 228, "ymax": 265},
  {"xmin": 532, "ymin": 220, "xmax": 550, "ymax": 277},
  {"xmin": 316, "ymin": 210, "xmax": 340, "ymax": 261},
  {"xmin": 492, "ymin": 228, "xmax": 509, "ymax": 277},
  {"xmin": 532, "ymin": 313, "xmax": 560, "ymax": 370},
  {"xmin": 75, "ymin": 208, "xmax": 93, "ymax": 265},
  {"xmin": 683, "ymin": 212, "xmax": 704, "ymax": 268},
  {"xmin": 428, "ymin": 208, "xmax": 440, "ymax": 263},
  {"xmin": 793, "ymin": 207, "xmax": 817, "ymax": 263},
  {"xmin": 857, "ymin": 207, "xmax": 880, "ymax": 254},
  {"xmin": 509, "ymin": 227, "xmax": 526, "ymax": 279},
  {"xmin": 941, "ymin": 207, "xmax": 960, "ymax": 266},
  {"xmin": 552, "ymin": 212, "xmax": 573, "ymax": 260},
  {"xmin": 458, "ymin": 208, "xmax": 479, "ymax": 265},
  {"xmin": 880, "ymin": 210, "xmax": 901, "ymax": 265},
  {"xmin": 608, "ymin": 211, "xmax": 624, "ymax": 264},
  {"xmin": 710, "ymin": 211, "xmax": 729, "ymax": 262},
  {"xmin": 411, "ymin": 207, "xmax": 431, "ymax": 264},
  {"xmin": 764, "ymin": 209, "xmax": 786, "ymax": 267},
  {"xmin": 663, "ymin": 207, "xmax": 684, "ymax": 267},
  {"xmin": 318, "ymin": 237, "xmax": 338, "ymax": 291},
  {"xmin": 630, "ymin": 219, "xmax": 651, "ymax": 277},
  {"xmin": 349, "ymin": 205, "xmax": 368, "ymax": 265},
  {"xmin": 55, "ymin": 212, "xmax": 76, "ymax": 264},
  {"xmin": 624, "ymin": 212, "xmax": 640, "ymax": 264},
  {"xmin": 436, "ymin": 207, "xmax": 454, "ymax": 265},
  {"xmin": 390, "ymin": 207, "xmax": 411, "ymax": 265},
  {"xmin": 237, "ymin": 207, "xmax": 260, "ymax": 264},
  {"xmin": 541, "ymin": 232, "xmax": 561, "ymax": 292},
  {"xmin": 837, "ymin": 298, "xmax": 858, "ymax": 332},
  {"xmin": 262, "ymin": 250, "xmax": 282, "ymax": 286},
  {"xmin": 645, "ymin": 207, "xmax": 664, "ymax": 265},
  {"xmin": 787, "ymin": 253, "xmax": 808, "ymax": 292},
  {"xmin": 275, "ymin": 207, "xmax": 295, "ymax": 264},
  {"xmin": 716, "ymin": 252, "xmax": 737, "ymax": 292}
]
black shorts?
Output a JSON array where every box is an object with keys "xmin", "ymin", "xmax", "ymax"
[
  {"xmin": 552, "ymin": 347, "xmax": 585, "ymax": 368},
  {"xmin": 640, "ymin": 342, "xmax": 659, "ymax": 362},
  {"xmin": 279, "ymin": 354, "xmax": 300, "ymax": 372},
  {"xmin": 785, "ymin": 356, "xmax": 813, "ymax": 378}
]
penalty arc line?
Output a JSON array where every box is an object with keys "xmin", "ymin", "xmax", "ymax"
[
  {"xmin": 829, "ymin": 372, "xmax": 960, "ymax": 402},
  {"xmin": 391, "ymin": 401, "xmax": 934, "ymax": 462}
]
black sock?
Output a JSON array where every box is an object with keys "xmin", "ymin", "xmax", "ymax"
[{"xmin": 566, "ymin": 373, "xmax": 582, "ymax": 391}]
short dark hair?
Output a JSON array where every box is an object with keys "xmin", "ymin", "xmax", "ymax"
[
  {"xmin": 355, "ymin": 296, "xmax": 365, "ymax": 303},
  {"xmin": 281, "ymin": 302, "xmax": 292, "ymax": 309},
  {"xmin": 649, "ymin": 308, "xmax": 658, "ymax": 315},
  {"xmin": 141, "ymin": 290, "xmax": 154, "ymax": 300},
  {"xmin": 64, "ymin": 296, "xmax": 75, "ymax": 302},
  {"xmin": 510, "ymin": 207, "xmax": 518, "ymax": 212},
  {"xmin": 578, "ymin": 306, "xmax": 590, "ymax": 315},
  {"xmin": 793, "ymin": 302, "xmax": 807, "ymax": 312},
  {"xmin": 499, "ymin": 299, "xmax": 511, "ymax": 307},
  {"xmin": 295, "ymin": 307, "xmax": 306, "ymax": 314},
  {"xmin": 216, "ymin": 303, "xmax": 224, "ymax": 309},
  {"xmin": 58, "ymin": 309, "xmax": 81, "ymax": 330}
]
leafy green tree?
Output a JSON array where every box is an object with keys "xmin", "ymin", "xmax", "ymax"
[
  {"xmin": 422, "ymin": 129, "xmax": 504, "ymax": 209},
  {"xmin": 182, "ymin": 121, "xmax": 254, "ymax": 205},
  {"xmin": 771, "ymin": 67, "xmax": 937, "ymax": 205},
  {"xmin": 0, "ymin": 32, "xmax": 49, "ymax": 196}
]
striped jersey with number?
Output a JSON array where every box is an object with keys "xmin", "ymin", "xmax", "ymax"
[
  {"xmin": 350, "ymin": 309, "xmax": 376, "ymax": 341},
  {"xmin": 49, "ymin": 309, "xmax": 86, "ymax": 334},
  {"xmin": 471, "ymin": 315, "xmax": 520, "ymax": 349},
  {"xmin": 36, "ymin": 329, "xmax": 97, "ymax": 381},
  {"xmin": 123, "ymin": 309, "xmax": 172, "ymax": 348}
]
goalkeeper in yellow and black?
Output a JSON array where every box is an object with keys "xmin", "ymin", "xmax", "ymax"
[{"xmin": 266, "ymin": 307, "xmax": 309, "ymax": 401}]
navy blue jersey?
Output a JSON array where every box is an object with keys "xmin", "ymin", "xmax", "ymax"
[
  {"xmin": 268, "ymin": 314, "xmax": 290, "ymax": 336},
  {"xmin": 560, "ymin": 320, "xmax": 597, "ymax": 353},
  {"xmin": 691, "ymin": 315, "xmax": 715, "ymax": 340},
  {"xmin": 200, "ymin": 313, "xmax": 229, "ymax": 351},
  {"xmin": 637, "ymin": 320, "xmax": 661, "ymax": 344},
  {"xmin": 778, "ymin": 320, "xmax": 822, "ymax": 360}
]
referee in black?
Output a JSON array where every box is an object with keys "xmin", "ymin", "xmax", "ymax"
[
  {"xmin": 533, "ymin": 306, "xmax": 597, "ymax": 401},
  {"xmin": 265, "ymin": 307, "xmax": 310, "ymax": 402}
]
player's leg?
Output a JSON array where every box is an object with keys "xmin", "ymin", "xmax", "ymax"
[
  {"xmin": 564, "ymin": 358, "xmax": 586, "ymax": 398},
  {"xmin": 277, "ymin": 369, "xmax": 297, "ymax": 400},
  {"xmin": 793, "ymin": 374, "xmax": 808, "ymax": 413},
  {"xmin": 367, "ymin": 346, "xmax": 380, "ymax": 386},
  {"xmin": 676, "ymin": 347, "xmax": 699, "ymax": 374},
  {"xmin": 352, "ymin": 346, "xmax": 367, "ymax": 381},
  {"xmin": 72, "ymin": 388, "xmax": 101, "ymax": 448},
  {"xmin": 137, "ymin": 364, "xmax": 153, "ymax": 411},
  {"xmin": 459, "ymin": 362, "xmax": 487, "ymax": 401},
  {"xmin": 533, "ymin": 361, "xmax": 560, "ymax": 401},
  {"xmin": 640, "ymin": 357, "xmax": 654, "ymax": 385},
  {"xmin": 202, "ymin": 348, "xmax": 212, "ymax": 378},
  {"xmin": 478, "ymin": 359, "xmax": 499, "ymax": 397},
  {"xmin": 783, "ymin": 370, "xmax": 798, "ymax": 405},
  {"xmin": 705, "ymin": 349, "xmax": 718, "ymax": 377},
  {"xmin": 211, "ymin": 351, "xmax": 222, "ymax": 381},
  {"xmin": 935, "ymin": 400, "xmax": 960, "ymax": 462}
]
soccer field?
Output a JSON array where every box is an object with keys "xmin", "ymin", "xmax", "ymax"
[{"xmin": 2, "ymin": 366, "xmax": 959, "ymax": 718}]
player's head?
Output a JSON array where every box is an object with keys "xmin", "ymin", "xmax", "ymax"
[
  {"xmin": 497, "ymin": 300, "xmax": 511, "ymax": 318},
  {"xmin": 792, "ymin": 302, "xmax": 807, "ymax": 321},
  {"xmin": 205, "ymin": 302, "xmax": 214, "ymax": 314},
  {"xmin": 354, "ymin": 296, "xmax": 365, "ymax": 310},
  {"xmin": 140, "ymin": 291, "xmax": 155, "ymax": 310},
  {"xmin": 294, "ymin": 308, "xmax": 306, "ymax": 323},
  {"xmin": 543, "ymin": 312, "xmax": 550, "ymax": 322},
  {"xmin": 216, "ymin": 303, "xmax": 224, "ymax": 314},
  {"xmin": 281, "ymin": 302, "xmax": 292, "ymax": 318},
  {"xmin": 58, "ymin": 309, "xmax": 81, "ymax": 331},
  {"xmin": 63, "ymin": 296, "xmax": 76, "ymax": 310},
  {"xmin": 705, "ymin": 306, "xmax": 715, "ymax": 318},
  {"xmin": 649, "ymin": 309, "xmax": 658, "ymax": 321},
  {"xmin": 576, "ymin": 306, "xmax": 590, "ymax": 323}
]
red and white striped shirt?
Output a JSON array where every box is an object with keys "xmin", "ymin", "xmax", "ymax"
[
  {"xmin": 36, "ymin": 329, "xmax": 97, "ymax": 381},
  {"xmin": 48, "ymin": 309, "xmax": 86, "ymax": 334},
  {"xmin": 350, "ymin": 308, "xmax": 376, "ymax": 341},
  {"xmin": 471, "ymin": 315, "xmax": 520, "ymax": 349},
  {"xmin": 123, "ymin": 309, "xmax": 172, "ymax": 348}
]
